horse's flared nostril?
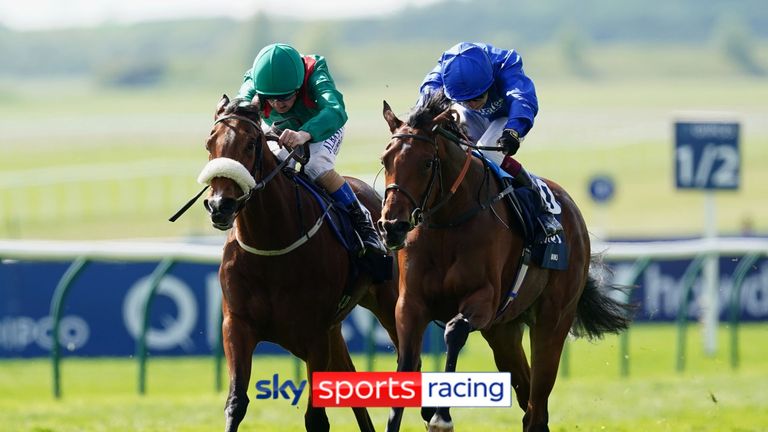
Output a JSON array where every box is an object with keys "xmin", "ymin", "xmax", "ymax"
[
  {"xmin": 393, "ymin": 220, "xmax": 411, "ymax": 233},
  {"xmin": 376, "ymin": 219, "xmax": 387, "ymax": 235},
  {"xmin": 377, "ymin": 219, "xmax": 410, "ymax": 250},
  {"xmin": 378, "ymin": 219, "xmax": 397, "ymax": 236},
  {"xmin": 381, "ymin": 220, "xmax": 410, "ymax": 235},
  {"xmin": 205, "ymin": 196, "xmax": 237, "ymax": 216}
]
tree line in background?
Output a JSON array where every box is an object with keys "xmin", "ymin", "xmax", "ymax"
[{"xmin": 0, "ymin": 0, "xmax": 765, "ymax": 88}]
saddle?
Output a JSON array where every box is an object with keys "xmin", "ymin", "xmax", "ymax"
[
  {"xmin": 479, "ymin": 154, "xmax": 568, "ymax": 271},
  {"xmin": 285, "ymin": 169, "xmax": 393, "ymax": 283}
]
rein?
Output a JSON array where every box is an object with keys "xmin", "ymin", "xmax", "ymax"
[
  {"xmin": 170, "ymin": 113, "xmax": 330, "ymax": 257},
  {"xmin": 212, "ymin": 114, "xmax": 330, "ymax": 256},
  {"xmin": 170, "ymin": 114, "xmax": 303, "ymax": 222},
  {"xmin": 213, "ymin": 114, "xmax": 302, "ymax": 193},
  {"xmin": 432, "ymin": 125, "xmax": 505, "ymax": 152}
]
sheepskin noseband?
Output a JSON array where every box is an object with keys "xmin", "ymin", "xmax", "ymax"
[{"xmin": 197, "ymin": 157, "xmax": 256, "ymax": 194}]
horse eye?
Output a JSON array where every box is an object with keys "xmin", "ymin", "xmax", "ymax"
[{"xmin": 425, "ymin": 160, "xmax": 433, "ymax": 169}]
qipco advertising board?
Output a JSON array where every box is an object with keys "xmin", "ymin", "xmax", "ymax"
[
  {"xmin": 2, "ymin": 256, "xmax": 767, "ymax": 358},
  {"xmin": 0, "ymin": 261, "xmax": 394, "ymax": 358}
]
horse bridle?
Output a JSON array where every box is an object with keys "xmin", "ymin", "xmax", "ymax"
[
  {"xmin": 168, "ymin": 113, "xmax": 303, "ymax": 222},
  {"xmin": 219, "ymin": 115, "xmax": 310, "ymax": 205},
  {"xmin": 384, "ymin": 132, "xmax": 441, "ymax": 229},
  {"xmin": 384, "ymin": 128, "xmax": 473, "ymax": 230},
  {"xmin": 206, "ymin": 115, "xmax": 261, "ymax": 215}
]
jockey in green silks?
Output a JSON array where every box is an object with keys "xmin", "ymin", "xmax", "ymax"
[{"xmin": 238, "ymin": 43, "xmax": 386, "ymax": 256}]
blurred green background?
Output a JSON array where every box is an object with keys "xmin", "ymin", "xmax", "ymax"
[{"xmin": 1, "ymin": 0, "xmax": 766, "ymax": 241}]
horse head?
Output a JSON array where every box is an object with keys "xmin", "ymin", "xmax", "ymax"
[
  {"xmin": 199, "ymin": 95, "xmax": 266, "ymax": 230},
  {"xmin": 377, "ymin": 92, "xmax": 461, "ymax": 250}
]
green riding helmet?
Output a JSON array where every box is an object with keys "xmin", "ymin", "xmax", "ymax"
[{"xmin": 252, "ymin": 43, "xmax": 305, "ymax": 96}]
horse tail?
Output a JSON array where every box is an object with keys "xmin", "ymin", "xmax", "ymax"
[{"xmin": 570, "ymin": 254, "xmax": 635, "ymax": 340}]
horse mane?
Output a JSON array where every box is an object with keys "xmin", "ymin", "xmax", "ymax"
[
  {"xmin": 224, "ymin": 97, "xmax": 262, "ymax": 122},
  {"xmin": 406, "ymin": 89, "xmax": 464, "ymax": 138}
]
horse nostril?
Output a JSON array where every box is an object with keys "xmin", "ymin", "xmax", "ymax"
[
  {"xmin": 379, "ymin": 219, "xmax": 409, "ymax": 236},
  {"xmin": 204, "ymin": 197, "xmax": 238, "ymax": 216},
  {"xmin": 218, "ymin": 198, "xmax": 237, "ymax": 214},
  {"xmin": 394, "ymin": 220, "xmax": 411, "ymax": 233},
  {"xmin": 379, "ymin": 220, "xmax": 395, "ymax": 235}
]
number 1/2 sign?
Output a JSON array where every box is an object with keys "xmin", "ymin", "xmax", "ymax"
[{"xmin": 675, "ymin": 122, "xmax": 740, "ymax": 190}]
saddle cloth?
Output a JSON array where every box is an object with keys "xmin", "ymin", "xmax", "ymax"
[
  {"xmin": 287, "ymin": 170, "xmax": 393, "ymax": 282},
  {"xmin": 479, "ymin": 153, "xmax": 569, "ymax": 271}
]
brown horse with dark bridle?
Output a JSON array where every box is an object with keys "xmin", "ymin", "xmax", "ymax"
[
  {"xmin": 377, "ymin": 93, "xmax": 632, "ymax": 432},
  {"xmin": 197, "ymin": 95, "xmax": 399, "ymax": 432}
]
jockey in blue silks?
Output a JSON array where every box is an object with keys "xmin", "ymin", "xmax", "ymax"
[{"xmin": 418, "ymin": 42, "xmax": 562, "ymax": 237}]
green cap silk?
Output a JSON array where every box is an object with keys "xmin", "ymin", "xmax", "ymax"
[{"xmin": 252, "ymin": 43, "xmax": 304, "ymax": 95}]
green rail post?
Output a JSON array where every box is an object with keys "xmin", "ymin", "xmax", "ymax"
[
  {"xmin": 619, "ymin": 257, "xmax": 652, "ymax": 378},
  {"xmin": 137, "ymin": 258, "xmax": 175, "ymax": 395},
  {"xmin": 294, "ymin": 356, "xmax": 302, "ymax": 382},
  {"xmin": 560, "ymin": 339, "xmax": 570, "ymax": 378},
  {"xmin": 366, "ymin": 313, "xmax": 377, "ymax": 371},
  {"xmin": 729, "ymin": 253, "xmax": 761, "ymax": 370},
  {"xmin": 431, "ymin": 323, "xmax": 443, "ymax": 372},
  {"xmin": 214, "ymin": 304, "xmax": 224, "ymax": 392},
  {"xmin": 50, "ymin": 257, "xmax": 89, "ymax": 399},
  {"xmin": 676, "ymin": 255, "xmax": 707, "ymax": 373}
]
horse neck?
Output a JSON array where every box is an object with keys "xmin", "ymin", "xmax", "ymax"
[{"xmin": 435, "ymin": 137, "xmax": 486, "ymax": 206}]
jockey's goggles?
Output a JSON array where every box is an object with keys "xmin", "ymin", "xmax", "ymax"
[
  {"xmin": 260, "ymin": 91, "xmax": 297, "ymax": 102},
  {"xmin": 456, "ymin": 91, "xmax": 488, "ymax": 106}
]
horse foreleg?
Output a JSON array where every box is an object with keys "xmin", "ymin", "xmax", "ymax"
[
  {"xmin": 222, "ymin": 311, "xmax": 259, "ymax": 432},
  {"xmin": 304, "ymin": 331, "xmax": 332, "ymax": 432},
  {"xmin": 324, "ymin": 324, "xmax": 376, "ymax": 432},
  {"xmin": 427, "ymin": 313, "xmax": 473, "ymax": 432},
  {"xmin": 359, "ymin": 279, "xmax": 400, "ymax": 351},
  {"xmin": 428, "ymin": 283, "xmax": 497, "ymax": 432},
  {"xmin": 481, "ymin": 321, "xmax": 531, "ymax": 412},
  {"xmin": 524, "ymin": 304, "xmax": 575, "ymax": 432},
  {"xmin": 386, "ymin": 298, "xmax": 429, "ymax": 432}
]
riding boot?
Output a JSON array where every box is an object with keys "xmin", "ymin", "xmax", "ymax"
[
  {"xmin": 346, "ymin": 199, "xmax": 388, "ymax": 256},
  {"xmin": 513, "ymin": 167, "xmax": 563, "ymax": 237}
]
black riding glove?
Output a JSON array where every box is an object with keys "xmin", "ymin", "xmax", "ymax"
[{"xmin": 498, "ymin": 129, "xmax": 520, "ymax": 156}]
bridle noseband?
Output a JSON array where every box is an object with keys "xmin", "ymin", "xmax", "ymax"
[
  {"xmin": 384, "ymin": 128, "xmax": 473, "ymax": 230},
  {"xmin": 207, "ymin": 114, "xmax": 304, "ymax": 215},
  {"xmin": 169, "ymin": 112, "xmax": 307, "ymax": 224},
  {"xmin": 206, "ymin": 114, "xmax": 263, "ymax": 215},
  {"xmin": 384, "ymin": 132, "xmax": 441, "ymax": 229}
]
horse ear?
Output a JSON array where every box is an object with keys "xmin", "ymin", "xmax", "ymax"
[
  {"xmin": 216, "ymin": 94, "xmax": 230, "ymax": 119},
  {"xmin": 383, "ymin": 100, "xmax": 402, "ymax": 132}
]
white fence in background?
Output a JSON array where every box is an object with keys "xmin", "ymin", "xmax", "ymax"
[
  {"xmin": 0, "ymin": 236, "xmax": 766, "ymax": 266},
  {"xmin": 0, "ymin": 160, "xmax": 201, "ymax": 228},
  {"xmin": 0, "ymin": 162, "xmax": 380, "ymax": 237}
]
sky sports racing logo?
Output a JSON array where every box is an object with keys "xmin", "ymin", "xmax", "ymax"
[
  {"xmin": 255, "ymin": 372, "xmax": 510, "ymax": 407},
  {"xmin": 254, "ymin": 372, "xmax": 510, "ymax": 407},
  {"xmin": 311, "ymin": 372, "xmax": 511, "ymax": 408}
]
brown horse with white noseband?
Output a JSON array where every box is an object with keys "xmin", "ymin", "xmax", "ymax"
[{"xmin": 199, "ymin": 95, "xmax": 399, "ymax": 432}]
